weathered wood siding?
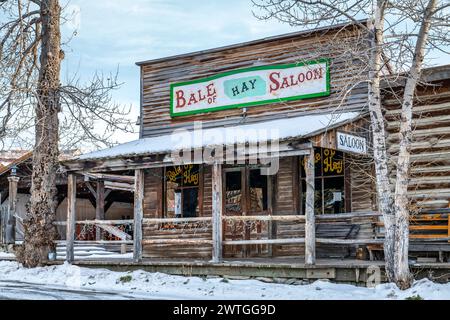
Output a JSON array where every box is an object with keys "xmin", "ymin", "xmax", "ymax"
[
  {"xmin": 347, "ymin": 154, "xmax": 377, "ymax": 213},
  {"xmin": 142, "ymin": 167, "xmax": 213, "ymax": 259},
  {"xmin": 385, "ymin": 79, "xmax": 450, "ymax": 210},
  {"xmin": 140, "ymin": 25, "xmax": 369, "ymax": 137}
]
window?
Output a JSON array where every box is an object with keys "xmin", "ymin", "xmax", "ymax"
[
  {"xmin": 164, "ymin": 164, "xmax": 200, "ymax": 218},
  {"xmin": 301, "ymin": 148, "xmax": 346, "ymax": 214},
  {"xmin": 225, "ymin": 170, "xmax": 242, "ymax": 214},
  {"xmin": 249, "ymin": 168, "xmax": 268, "ymax": 212},
  {"xmin": 224, "ymin": 166, "xmax": 268, "ymax": 214}
]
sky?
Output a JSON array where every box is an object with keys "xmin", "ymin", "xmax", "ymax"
[
  {"xmin": 60, "ymin": 0, "xmax": 298, "ymax": 143},
  {"xmin": 59, "ymin": 0, "xmax": 449, "ymax": 145}
]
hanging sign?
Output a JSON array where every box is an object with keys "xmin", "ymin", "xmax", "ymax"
[
  {"xmin": 170, "ymin": 59, "xmax": 330, "ymax": 117},
  {"xmin": 336, "ymin": 131, "xmax": 367, "ymax": 155}
]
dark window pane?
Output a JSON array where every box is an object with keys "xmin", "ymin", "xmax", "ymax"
[
  {"xmin": 182, "ymin": 188, "xmax": 199, "ymax": 217},
  {"xmin": 182, "ymin": 164, "xmax": 200, "ymax": 187},
  {"xmin": 300, "ymin": 150, "xmax": 321, "ymax": 178},
  {"xmin": 323, "ymin": 176, "xmax": 345, "ymax": 214},
  {"xmin": 165, "ymin": 165, "xmax": 200, "ymax": 218},
  {"xmin": 225, "ymin": 171, "xmax": 242, "ymax": 214},
  {"xmin": 249, "ymin": 169, "xmax": 268, "ymax": 212},
  {"xmin": 321, "ymin": 148, "xmax": 344, "ymax": 176}
]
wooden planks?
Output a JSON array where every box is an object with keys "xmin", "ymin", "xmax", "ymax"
[
  {"xmin": 212, "ymin": 162, "xmax": 223, "ymax": 262},
  {"xmin": 384, "ymin": 79, "xmax": 450, "ymax": 210},
  {"xmin": 66, "ymin": 174, "xmax": 76, "ymax": 263},
  {"xmin": 133, "ymin": 169, "xmax": 144, "ymax": 262},
  {"xmin": 139, "ymin": 25, "xmax": 369, "ymax": 137},
  {"xmin": 305, "ymin": 148, "xmax": 316, "ymax": 264}
]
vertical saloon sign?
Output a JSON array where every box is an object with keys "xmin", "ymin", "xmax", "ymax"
[{"xmin": 170, "ymin": 59, "xmax": 330, "ymax": 117}]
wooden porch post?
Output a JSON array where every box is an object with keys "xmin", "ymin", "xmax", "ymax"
[
  {"xmin": 95, "ymin": 180, "xmax": 105, "ymax": 240},
  {"xmin": 133, "ymin": 169, "xmax": 144, "ymax": 262},
  {"xmin": 66, "ymin": 174, "xmax": 76, "ymax": 263},
  {"xmin": 6, "ymin": 176, "xmax": 20, "ymax": 244},
  {"xmin": 305, "ymin": 148, "xmax": 316, "ymax": 265},
  {"xmin": 212, "ymin": 162, "xmax": 223, "ymax": 263}
]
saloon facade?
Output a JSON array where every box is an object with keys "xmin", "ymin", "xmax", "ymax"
[{"xmin": 63, "ymin": 21, "xmax": 450, "ymax": 267}]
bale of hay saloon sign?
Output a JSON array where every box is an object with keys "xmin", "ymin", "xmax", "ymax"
[{"xmin": 170, "ymin": 59, "xmax": 330, "ymax": 117}]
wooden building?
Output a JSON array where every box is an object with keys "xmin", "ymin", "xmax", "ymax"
[
  {"xmin": 61, "ymin": 20, "xmax": 450, "ymax": 270},
  {"xmin": 0, "ymin": 151, "xmax": 134, "ymax": 247}
]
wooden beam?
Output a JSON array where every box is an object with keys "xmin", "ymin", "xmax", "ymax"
[
  {"xmin": 66, "ymin": 174, "xmax": 76, "ymax": 263},
  {"xmin": 223, "ymin": 238, "xmax": 305, "ymax": 246},
  {"xmin": 54, "ymin": 219, "xmax": 134, "ymax": 226},
  {"xmin": 104, "ymin": 181, "xmax": 134, "ymax": 192},
  {"xmin": 133, "ymin": 169, "xmax": 144, "ymax": 262},
  {"xmin": 95, "ymin": 180, "xmax": 105, "ymax": 240},
  {"xmin": 6, "ymin": 176, "xmax": 19, "ymax": 244},
  {"xmin": 222, "ymin": 215, "xmax": 306, "ymax": 222},
  {"xmin": 142, "ymin": 239, "xmax": 212, "ymax": 245},
  {"xmin": 143, "ymin": 217, "xmax": 211, "ymax": 224},
  {"xmin": 305, "ymin": 147, "xmax": 316, "ymax": 265},
  {"xmin": 85, "ymin": 182, "xmax": 96, "ymax": 200},
  {"xmin": 212, "ymin": 162, "xmax": 223, "ymax": 263}
]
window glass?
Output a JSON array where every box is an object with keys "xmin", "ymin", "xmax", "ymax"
[
  {"xmin": 323, "ymin": 176, "xmax": 345, "ymax": 214},
  {"xmin": 225, "ymin": 171, "xmax": 242, "ymax": 214},
  {"xmin": 249, "ymin": 169, "xmax": 268, "ymax": 212},
  {"xmin": 300, "ymin": 148, "xmax": 346, "ymax": 214},
  {"xmin": 165, "ymin": 164, "xmax": 200, "ymax": 218}
]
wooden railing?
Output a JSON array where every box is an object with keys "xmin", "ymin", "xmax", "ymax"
[
  {"xmin": 373, "ymin": 210, "xmax": 450, "ymax": 242},
  {"xmin": 141, "ymin": 217, "xmax": 213, "ymax": 246},
  {"xmin": 222, "ymin": 212, "xmax": 383, "ymax": 247},
  {"xmin": 54, "ymin": 219, "xmax": 134, "ymax": 243}
]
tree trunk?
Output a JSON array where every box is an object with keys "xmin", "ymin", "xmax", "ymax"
[
  {"xmin": 393, "ymin": 0, "xmax": 436, "ymax": 290},
  {"xmin": 18, "ymin": 0, "xmax": 61, "ymax": 267},
  {"xmin": 367, "ymin": 1, "xmax": 396, "ymax": 282}
]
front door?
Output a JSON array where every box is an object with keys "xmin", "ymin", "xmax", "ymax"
[{"xmin": 223, "ymin": 166, "xmax": 269, "ymax": 258}]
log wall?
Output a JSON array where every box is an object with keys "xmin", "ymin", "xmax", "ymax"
[
  {"xmin": 142, "ymin": 167, "xmax": 213, "ymax": 259},
  {"xmin": 384, "ymin": 79, "xmax": 450, "ymax": 210}
]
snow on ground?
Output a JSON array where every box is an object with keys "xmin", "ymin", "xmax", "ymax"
[
  {"xmin": 0, "ymin": 252, "xmax": 15, "ymax": 259},
  {"xmin": 0, "ymin": 260, "xmax": 449, "ymax": 299}
]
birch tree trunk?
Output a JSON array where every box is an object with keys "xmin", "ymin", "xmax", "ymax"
[
  {"xmin": 367, "ymin": 0, "xmax": 396, "ymax": 282},
  {"xmin": 393, "ymin": 0, "xmax": 437, "ymax": 289},
  {"xmin": 19, "ymin": 0, "xmax": 61, "ymax": 267}
]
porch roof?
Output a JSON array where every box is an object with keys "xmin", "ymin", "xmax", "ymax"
[{"xmin": 74, "ymin": 111, "xmax": 362, "ymax": 162}]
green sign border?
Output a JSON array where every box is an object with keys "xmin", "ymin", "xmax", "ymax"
[{"xmin": 170, "ymin": 58, "xmax": 330, "ymax": 118}]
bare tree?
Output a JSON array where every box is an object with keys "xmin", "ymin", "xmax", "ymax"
[
  {"xmin": 253, "ymin": 0, "xmax": 449, "ymax": 288},
  {"xmin": 0, "ymin": 0, "xmax": 135, "ymax": 267}
]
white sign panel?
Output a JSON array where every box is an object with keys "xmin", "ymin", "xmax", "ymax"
[
  {"xmin": 170, "ymin": 59, "xmax": 330, "ymax": 117},
  {"xmin": 336, "ymin": 132, "xmax": 367, "ymax": 155}
]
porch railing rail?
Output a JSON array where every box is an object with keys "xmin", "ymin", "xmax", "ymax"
[
  {"xmin": 221, "ymin": 211, "xmax": 384, "ymax": 247},
  {"xmin": 54, "ymin": 219, "xmax": 134, "ymax": 243}
]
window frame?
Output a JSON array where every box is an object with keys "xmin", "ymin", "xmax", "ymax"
[
  {"xmin": 299, "ymin": 148, "xmax": 348, "ymax": 215},
  {"xmin": 163, "ymin": 164, "xmax": 203, "ymax": 218}
]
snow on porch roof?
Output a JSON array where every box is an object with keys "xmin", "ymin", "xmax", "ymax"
[{"xmin": 75, "ymin": 112, "xmax": 362, "ymax": 161}]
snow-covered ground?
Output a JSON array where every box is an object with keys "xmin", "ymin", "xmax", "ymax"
[
  {"xmin": 0, "ymin": 260, "xmax": 449, "ymax": 299},
  {"xmin": 0, "ymin": 252, "xmax": 15, "ymax": 259}
]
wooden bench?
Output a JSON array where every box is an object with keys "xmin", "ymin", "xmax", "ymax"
[
  {"xmin": 316, "ymin": 223, "xmax": 360, "ymax": 258},
  {"xmin": 368, "ymin": 209, "xmax": 450, "ymax": 261}
]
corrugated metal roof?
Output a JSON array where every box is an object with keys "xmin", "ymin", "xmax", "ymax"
[{"xmin": 73, "ymin": 111, "xmax": 363, "ymax": 161}]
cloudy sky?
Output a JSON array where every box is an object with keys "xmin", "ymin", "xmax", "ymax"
[{"xmin": 60, "ymin": 0, "xmax": 449, "ymax": 143}]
